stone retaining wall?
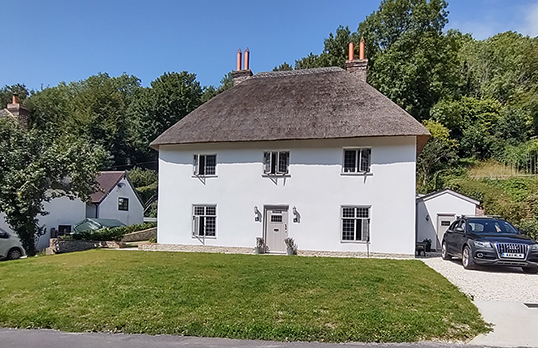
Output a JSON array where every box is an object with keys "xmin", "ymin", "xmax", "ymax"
[
  {"xmin": 138, "ymin": 243, "xmax": 414, "ymax": 259},
  {"xmin": 121, "ymin": 227, "xmax": 157, "ymax": 242},
  {"xmin": 46, "ymin": 238, "xmax": 126, "ymax": 255}
]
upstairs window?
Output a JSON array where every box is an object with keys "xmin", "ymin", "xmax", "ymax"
[
  {"xmin": 193, "ymin": 154, "xmax": 216, "ymax": 176},
  {"xmin": 263, "ymin": 151, "xmax": 289, "ymax": 175},
  {"xmin": 118, "ymin": 197, "xmax": 129, "ymax": 211},
  {"xmin": 192, "ymin": 205, "xmax": 216, "ymax": 237},
  {"xmin": 341, "ymin": 206, "xmax": 370, "ymax": 242},
  {"xmin": 343, "ymin": 148, "xmax": 371, "ymax": 173}
]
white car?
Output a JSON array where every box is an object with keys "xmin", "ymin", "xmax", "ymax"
[{"xmin": 0, "ymin": 228, "xmax": 26, "ymax": 260}]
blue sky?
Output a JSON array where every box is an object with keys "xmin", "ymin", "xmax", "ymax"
[{"xmin": 1, "ymin": 0, "xmax": 537, "ymax": 91}]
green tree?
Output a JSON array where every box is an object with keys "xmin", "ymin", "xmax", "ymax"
[
  {"xmin": 26, "ymin": 73, "xmax": 141, "ymax": 168},
  {"xmin": 273, "ymin": 62, "xmax": 294, "ymax": 71},
  {"xmin": 0, "ymin": 119, "xmax": 106, "ymax": 255},
  {"xmin": 417, "ymin": 120, "xmax": 457, "ymax": 190},
  {"xmin": 129, "ymin": 71, "xmax": 203, "ymax": 160},
  {"xmin": 358, "ymin": 0, "xmax": 463, "ymax": 120}
]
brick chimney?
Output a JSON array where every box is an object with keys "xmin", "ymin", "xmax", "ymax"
[
  {"xmin": 232, "ymin": 47, "xmax": 253, "ymax": 86},
  {"xmin": 6, "ymin": 93, "xmax": 30, "ymax": 128},
  {"xmin": 346, "ymin": 38, "xmax": 368, "ymax": 82}
]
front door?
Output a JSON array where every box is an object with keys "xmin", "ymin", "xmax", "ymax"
[
  {"xmin": 264, "ymin": 206, "xmax": 288, "ymax": 253},
  {"xmin": 436, "ymin": 214, "xmax": 455, "ymax": 251}
]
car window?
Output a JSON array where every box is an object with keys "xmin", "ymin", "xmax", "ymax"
[
  {"xmin": 467, "ymin": 218, "xmax": 518, "ymax": 234},
  {"xmin": 449, "ymin": 221, "xmax": 460, "ymax": 230}
]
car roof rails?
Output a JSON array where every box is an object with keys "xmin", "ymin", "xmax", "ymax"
[{"xmin": 461, "ymin": 215, "xmax": 504, "ymax": 219}]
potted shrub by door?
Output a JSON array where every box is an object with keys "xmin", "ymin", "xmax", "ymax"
[
  {"xmin": 284, "ymin": 237, "xmax": 297, "ymax": 255},
  {"xmin": 255, "ymin": 237, "xmax": 265, "ymax": 254},
  {"xmin": 423, "ymin": 239, "xmax": 432, "ymax": 252}
]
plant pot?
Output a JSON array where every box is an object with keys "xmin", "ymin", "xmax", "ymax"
[
  {"xmin": 287, "ymin": 247, "xmax": 295, "ymax": 255},
  {"xmin": 255, "ymin": 246, "xmax": 264, "ymax": 254},
  {"xmin": 425, "ymin": 243, "xmax": 431, "ymax": 252}
]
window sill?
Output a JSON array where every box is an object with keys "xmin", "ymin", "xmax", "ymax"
[
  {"xmin": 340, "ymin": 240, "xmax": 369, "ymax": 244},
  {"xmin": 192, "ymin": 236, "xmax": 217, "ymax": 239},
  {"xmin": 192, "ymin": 175, "xmax": 218, "ymax": 178},
  {"xmin": 340, "ymin": 172, "xmax": 373, "ymax": 176},
  {"xmin": 262, "ymin": 174, "xmax": 291, "ymax": 178}
]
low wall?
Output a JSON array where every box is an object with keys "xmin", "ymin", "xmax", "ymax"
[
  {"xmin": 46, "ymin": 238, "xmax": 126, "ymax": 255},
  {"xmin": 138, "ymin": 243, "xmax": 414, "ymax": 259},
  {"xmin": 121, "ymin": 227, "xmax": 157, "ymax": 242}
]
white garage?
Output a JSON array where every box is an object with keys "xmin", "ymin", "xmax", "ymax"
[{"xmin": 416, "ymin": 189, "xmax": 480, "ymax": 251}]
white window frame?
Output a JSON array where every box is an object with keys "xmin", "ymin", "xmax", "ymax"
[
  {"xmin": 341, "ymin": 148, "xmax": 371, "ymax": 174},
  {"xmin": 193, "ymin": 154, "xmax": 217, "ymax": 177},
  {"xmin": 340, "ymin": 206, "xmax": 370, "ymax": 243},
  {"xmin": 192, "ymin": 205, "xmax": 217, "ymax": 238},
  {"xmin": 263, "ymin": 151, "xmax": 290, "ymax": 176}
]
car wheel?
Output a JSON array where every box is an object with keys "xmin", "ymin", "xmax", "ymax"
[
  {"xmin": 7, "ymin": 248, "xmax": 22, "ymax": 260},
  {"xmin": 522, "ymin": 266, "xmax": 538, "ymax": 274},
  {"xmin": 441, "ymin": 241, "xmax": 451, "ymax": 260},
  {"xmin": 462, "ymin": 245, "xmax": 476, "ymax": 270}
]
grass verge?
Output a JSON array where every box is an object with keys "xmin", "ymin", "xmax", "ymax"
[{"xmin": 0, "ymin": 250, "xmax": 489, "ymax": 342}]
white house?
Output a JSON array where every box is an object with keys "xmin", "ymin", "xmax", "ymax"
[
  {"xmin": 416, "ymin": 189, "xmax": 480, "ymax": 251},
  {"xmin": 150, "ymin": 46, "xmax": 430, "ymax": 256},
  {"xmin": 0, "ymin": 171, "xmax": 144, "ymax": 251}
]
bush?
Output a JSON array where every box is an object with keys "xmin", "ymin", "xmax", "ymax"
[
  {"xmin": 72, "ymin": 222, "xmax": 157, "ymax": 241},
  {"xmin": 516, "ymin": 219, "xmax": 538, "ymax": 240}
]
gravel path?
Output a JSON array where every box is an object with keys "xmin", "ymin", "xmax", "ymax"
[{"xmin": 421, "ymin": 257, "xmax": 538, "ymax": 302}]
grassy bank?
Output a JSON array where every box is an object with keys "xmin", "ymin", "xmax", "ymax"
[{"xmin": 0, "ymin": 250, "xmax": 488, "ymax": 342}]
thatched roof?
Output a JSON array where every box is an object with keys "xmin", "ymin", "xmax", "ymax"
[{"xmin": 151, "ymin": 67, "xmax": 430, "ymax": 152}]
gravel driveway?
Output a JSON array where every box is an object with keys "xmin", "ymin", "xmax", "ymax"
[{"xmin": 421, "ymin": 257, "xmax": 538, "ymax": 303}]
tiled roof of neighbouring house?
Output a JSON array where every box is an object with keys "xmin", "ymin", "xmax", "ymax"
[{"xmin": 90, "ymin": 171, "xmax": 126, "ymax": 204}]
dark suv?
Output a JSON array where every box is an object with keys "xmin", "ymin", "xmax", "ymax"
[{"xmin": 442, "ymin": 216, "xmax": 538, "ymax": 273}]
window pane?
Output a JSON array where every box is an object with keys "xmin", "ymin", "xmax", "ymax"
[
  {"xmin": 278, "ymin": 152, "xmax": 289, "ymax": 174},
  {"xmin": 118, "ymin": 197, "xmax": 129, "ymax": 211},
  {"xmin": 194, "ymin": 206, "xmax": 205, "ymax": 215},
  {"xmin": 263, "ymin": 152, "xmax": 271, "ymax": 174},
  {"xmin": 343, "ymin": 150, "xmax": 357, "ymax": 172},
  {"xmin": 205, "ymin": 217, "xmax": 216, "ymax": 236},
  {"xmin": 356, "ymin": 207, "xmax": 369, "ymax": 218},
  {"xmin": 360, "ymin": 148, "xmax": 371, "ymax": 172},
  {"xmin": 205, "ymin": 206, "xmax": 216, "ymax": 216},
  {"xmin": 362, "ymin": 219, "xmax": 370, "ymax": 241},
  {"xmin": 356, "ymin": 219, "xmax": 362, "ymax": 241},
  {"xmin": 199, "ymin": 155, "xmax": 206, "ymax": 175},
  {"xmin": 271, "ymin": 152, "xmax": 277, "ymax": 174},
  {"xmin": 342, "ymin": 207, "xmax": 355, "ymax": 218},
  {"xmin": 271, "ymin": 215, "xmax": 283, "ymax": 223},
  {"xmin": 342, "ymin": 219, "xmax": 355, "ymax": 240},
  {"xmin": 205, "ymin": 155, "xmax": 216, "ymax": 175}
]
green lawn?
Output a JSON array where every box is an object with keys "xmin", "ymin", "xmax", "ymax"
[{"xmin": 0, "ymin": 250, "xmax": 489, "ymax": 342}]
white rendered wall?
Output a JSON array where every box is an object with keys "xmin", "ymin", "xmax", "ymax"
[
  {"xmin": 1, "ymin": 195, "xmax": 86, "ymax": 251},
  {"xmin": 157, "ymin": 137, "xmax": 418, "ymax": 255},
  {"xmin": 416, "ymin": 193, "xmax": 477, "ymax": 250},
  {"xmin": 97, "ymin": 177, "xmax": 144, "ymax": 226}
]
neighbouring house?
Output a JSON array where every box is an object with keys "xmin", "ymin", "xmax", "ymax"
[
  {"xmin": 0, "ymin": 171, "xmax": 144, "ymax": 251},
  {"xmin": 150, "ymin": 42, "xmax": 430, "ymax": 256},
  {"xmin": 0, "ymin": 93, "xmax": 30, "ymax": 127},
  {"xmin": 416, "ymin": 189, "xmax": 481, "ymax": 251}
]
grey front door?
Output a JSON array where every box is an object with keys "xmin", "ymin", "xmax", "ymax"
[
  {"xmin": 264, "ymin": 206, "xmax": 288, "ymax": 253},
  {"xmin": 436, "ymin": 214, "xmax": 455, "ymax": 250}
]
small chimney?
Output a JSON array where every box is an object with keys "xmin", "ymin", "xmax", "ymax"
[
  {"xmin": 6, "ymin": 93, "xmax": 29, "ymax": 128},
  {"xmin": 231, "ymin": 47, "xmax": 253, "ymax": 86},
  {"xmin": 346, "ymin": 38, "xmax": 368, "ymax": 82},
  {"xmin": 236, "ymin": 48, "xmax": 242, "ymax": 71},
  {"xmin": 244, "ymin": 47, "xmax": 250, "ymax": 70}
]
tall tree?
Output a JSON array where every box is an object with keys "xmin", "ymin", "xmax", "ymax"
[
  {"xmin": 358, "ymin": 0, "xmax": 461, "ymax": 120},
  {"xmin": 0, "ymin": 118, "xmax": 106, "ymax": 255},
  {"xmin": 129, "ymin": 71, "xmax": 203, "ymax": 161}
]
